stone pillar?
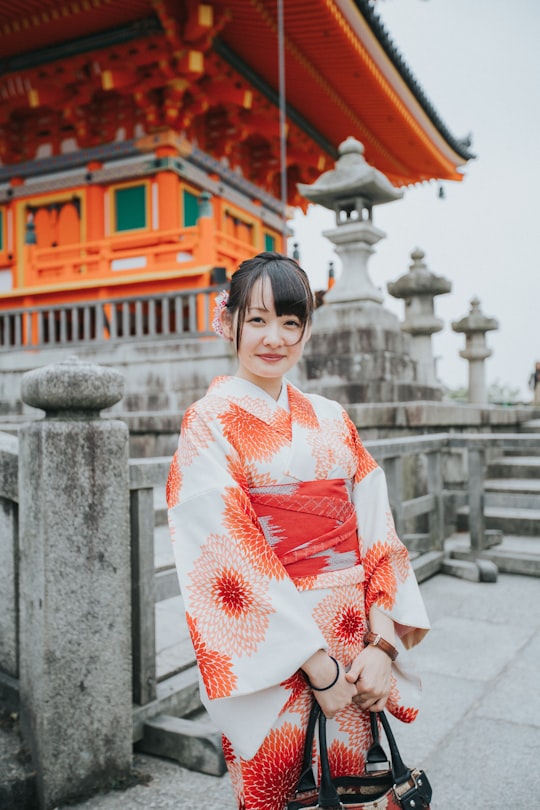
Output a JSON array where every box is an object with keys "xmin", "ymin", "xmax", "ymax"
[
  {"xmin": 0, "ymin": 431, "xmax": 19, "ymax": 686},
  {"xmin": 18, "ymin": 356, "xmax": 132, "ymax": 809},
  {"xmin": 452, "ymin": 297, "xmax": 499, "ymax": 404},
  {"xmin": 387, "ymin": 248, "xmax": 451, "ymax": 387}
]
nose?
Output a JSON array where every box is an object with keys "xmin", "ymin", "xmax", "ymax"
[{"xmin": 262, "ymin": 322, "xmax": 283, "ymax": 346}]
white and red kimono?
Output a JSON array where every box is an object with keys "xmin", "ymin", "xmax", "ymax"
[{"xmin": 167, "ymin": 376, "xmax": 429, "ymax": 810}]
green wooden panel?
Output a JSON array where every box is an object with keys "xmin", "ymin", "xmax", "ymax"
[
  {"xmin": 114, "ymin": 185, "xmax": 147, "ymax": 232},
  {"xmin": 264, "ymin": 233, "xmax": 276, "ymax": 252},
  {"xmin": 183, "ymin": 190, "xmax": 199, "ymax": 227}
]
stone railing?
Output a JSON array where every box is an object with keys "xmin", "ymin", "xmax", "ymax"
[
  {"xmin": 0, "ymin": 284, "xmax": 226, "ymax": 351},
  {"xmin": 2, "ymin": 356, "xmax": 540, "ymax": 806}
]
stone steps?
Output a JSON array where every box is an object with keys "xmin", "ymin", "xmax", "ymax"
[
  {"xmin": 457, "ymin": 504, "xmax": 540, "ymax": 537},
  {"xmin": 458, "ymin": 447, "xmax": 540, "ymax": 543},
  {"xmin": 487, "ymin": 457, "xmax": 540, "ymax": 479},
  {"xmin": 446, "ymin": 533, "xmax": 540, "ymax": 577},
  {"xmin": 485, "ymin": 478, "xmax": 540, "ymax": 509}
]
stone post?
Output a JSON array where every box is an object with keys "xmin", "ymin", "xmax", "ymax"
[
  {"xmin": 387, "ymin": 248, "xmax": 451, "ymax": 387},
  {"xmin": 18, "ymin": 356, "xmax": 132, "ymax": 809},
  {"xmin": 452, "ymin": 297, "xmax": 499, "ymax": 404},
  {"xmin": 0, "ymin": 431, "xmax": 19, "ymax": 691}
]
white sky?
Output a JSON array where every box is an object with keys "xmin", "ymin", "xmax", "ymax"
[{"xmin": 288, "ymin": 0, "xmax": 540, "ymax": 400}]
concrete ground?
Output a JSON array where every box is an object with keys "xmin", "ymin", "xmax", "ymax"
[{"xmin": 48, "ymin": 569, "xmax": 540, "ymax": 810}]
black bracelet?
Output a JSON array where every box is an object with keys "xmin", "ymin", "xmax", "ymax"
[{"xmin": 305, "ymin": 655, "xmax": 340, "ymax": 692}]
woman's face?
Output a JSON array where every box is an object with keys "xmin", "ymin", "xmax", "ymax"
[{"xmin": 223, "ymin": 277, "xmax": 311, "ymax": 397}]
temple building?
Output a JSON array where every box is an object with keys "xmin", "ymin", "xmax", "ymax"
[{"xmin": 0, "ymin": 0, "xmax": 473, "ymax": 348}]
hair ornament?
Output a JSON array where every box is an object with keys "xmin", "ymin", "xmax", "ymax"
[{"xmin": 212, "ymin": 288, "xmax": 230, "ymax": 338}]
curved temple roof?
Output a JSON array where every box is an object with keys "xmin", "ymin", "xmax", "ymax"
[{"xmin": 0, "ymin": 0, "xmax": 473, "ymax": 191}]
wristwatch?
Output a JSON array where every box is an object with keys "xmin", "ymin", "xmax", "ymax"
[{"xmin": 364, "ymin": 632, "xmax": 399, "ymax": 661}]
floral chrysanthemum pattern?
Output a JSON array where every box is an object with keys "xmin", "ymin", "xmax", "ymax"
[
  {"xmin": 240, "ymin": 722, "xmax": 305, "ymax": 810},
  {"xmin": 312, "ymin": 584, "xmax": 366, "ymax": 664},
  {"xmin": 221, "ymin": 486, "xmax": 287, "ymax": 580},
  {"xmin": 219, "ymin": 402, "xmax": 291, "ymax": 462},
  {"xmin": 186, "ymin": 613, "xmax": 237, "ymax": 699},
  {"xmin": 188, "ymin": 533, "xmax": 275, "ymax": 657},
  {"xmin": 342, "ymin": 411, "xmax": 379, "ymax": 483},
  {"xmin": 306, "ymin": 415, "xmax": 356, "ymax": 479},
  {"xmin": 363, "ymin": 526, "xmax": 410, "ymax": 613},
  {"xmin": 288, "ymin": 385, "xmax": 320, "ymax": 428}
]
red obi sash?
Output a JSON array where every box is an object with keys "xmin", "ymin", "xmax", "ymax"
[{"xmin": 249, "ymin": 479, "xmax": 360, "ymax": 579}]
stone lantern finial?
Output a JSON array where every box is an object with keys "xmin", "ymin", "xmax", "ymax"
[{"xmin": 452, "ymin": 297, "xmax": 499, "ymax": 403}]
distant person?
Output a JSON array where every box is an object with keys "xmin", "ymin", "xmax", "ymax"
[
  {"xmin": 529, "ymin": 361, "xmax": 540, "ymax": 404},
  {"xmin": 166, "ymin": 252, "xmax": 429, "ymax": 810}
]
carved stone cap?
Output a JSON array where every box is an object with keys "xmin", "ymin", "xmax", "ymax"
[
  {"xmin": 21, "ymin": 355, "xmax": 124, "ymax": 417},
  {"xmin": 452, "ymin": 297, "xmax": 499, "ymax": 334},
  {"xmin": 297, "ymin": 136, "xmax": 403, "ymax": 208},
  {"xmin": 387, "ymin": 248, "xmax": 452, "ymax": 299}
]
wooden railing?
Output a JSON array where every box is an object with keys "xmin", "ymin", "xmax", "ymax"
[
  {"xmin": 0, "ymin": 284, "xmax": 226, "ymax": 350},
  {"xmin": 20, "ymin": 223, "xmax": 255, "ymax": 288},
  {"xmin": 25, "ymin": 227, "xmax": 200, "ymax": 284}
]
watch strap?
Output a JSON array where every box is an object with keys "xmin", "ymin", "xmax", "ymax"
[{"xmin": 364, "ymin": 631, "xmax": 399, "ymax": 661}]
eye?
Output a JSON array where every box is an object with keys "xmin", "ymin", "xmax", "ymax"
[
  {"xmin": 247, "ymin": 316, "xmax": 265, "ymax": 324},
  {"xmin": 284, "ymin": 318, "xmax": 301, "ymax": 328}
]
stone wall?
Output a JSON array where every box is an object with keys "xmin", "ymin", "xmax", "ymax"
[{"xmin": 0, "ymin": 337, "xmax": 236, "ymax": 416}]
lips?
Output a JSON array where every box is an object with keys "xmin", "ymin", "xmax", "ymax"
[{"xmin": 258, "ymin": 354, "xmax": 285, "ymax": 361}]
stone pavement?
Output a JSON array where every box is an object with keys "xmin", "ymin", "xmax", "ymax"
[{"xmin": 51, "ymin": 570, "xmax": 540, "ymax": 810}]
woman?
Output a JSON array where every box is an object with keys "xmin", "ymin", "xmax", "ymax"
[{"xmin": 167, "ymin": 252, "xmax": 429, "ymax": 810}]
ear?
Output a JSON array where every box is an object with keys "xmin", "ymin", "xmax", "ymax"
[
  {"xmin": 220, "ymin": 308, "xmax": 234, "ymax": 342},
  {"xmin": 303, "ymin": 322, "xmax": 312, "ymax": 344}
]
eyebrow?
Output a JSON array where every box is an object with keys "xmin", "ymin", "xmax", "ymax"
[{"xmin": 247, "ymin": 306, "xmax": 270, "ymax": 313}]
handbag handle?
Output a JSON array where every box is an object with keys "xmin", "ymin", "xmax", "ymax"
[
  {"xmin": 378, "ymin": 711, "xmax": 413, "ymax": 787},
  {"xmin": 317, "ymin": 710, "xmax": 345, "ymax": 809},
  {"xmin": 295, "ymin": 699, "xmax": 320, "ymax": 794},
  {"xmin": 317, "ymin": 709, "xmax": 418, "ymax": 808}
]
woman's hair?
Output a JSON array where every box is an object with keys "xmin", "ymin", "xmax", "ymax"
[{"xmin": 227, "ymin": 252, "xmax": 314, "ymax": 347}]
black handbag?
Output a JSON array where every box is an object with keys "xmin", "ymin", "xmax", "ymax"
[{"xmin": 287, "ymin": 702, "xmax": 432, "ymax": 809}]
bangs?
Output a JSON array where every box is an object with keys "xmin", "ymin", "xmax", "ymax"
[{"xmin": 262, "ymin": 260, "xmax": 312, "ymax": 325}]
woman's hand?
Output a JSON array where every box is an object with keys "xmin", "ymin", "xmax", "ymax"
[
  {"xmin": 301, "ymin": 650, "xmax": 357, "ymax": 718},
  {"xmin": 345, "ymin": 644, "xmax": 392, "ymax": 712}
]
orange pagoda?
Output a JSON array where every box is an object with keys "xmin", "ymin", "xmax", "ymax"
[{"xmin": 0, "ymin": 0, "xmax": 473, "ymax": 349}]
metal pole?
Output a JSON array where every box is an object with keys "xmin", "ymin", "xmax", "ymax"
[{"xmin": 277, "ymin": 0, "xmax": 288, "ymax": 245}]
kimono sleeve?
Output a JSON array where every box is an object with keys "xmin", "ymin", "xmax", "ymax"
[
  {"xmin": 167, "ymin": 403, "xmax": 327, "ymax": 702},
  {"xmin": 344, "ymin": 412, "xmax": 430, "ymax": 650}
]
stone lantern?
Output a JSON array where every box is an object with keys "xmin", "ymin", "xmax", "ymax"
[
  {"xmin": 298, "ymin": 136, "xmax": 402, "ymax": 305},
  {"xmin": 387, "ymin": 248, "xmax": 451, "ymax": 387},
  {"xmin": 452, "ymin": 297, "xmax": 499, "ymax": 403},
  {"xmin": 295, "ymin": 137, "xmax": 442, "ymax": 403}
]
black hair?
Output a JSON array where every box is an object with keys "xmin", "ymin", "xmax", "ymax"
[{"xmin": 226, "ymin": 252, "xmax": 314, "ymax": 347}]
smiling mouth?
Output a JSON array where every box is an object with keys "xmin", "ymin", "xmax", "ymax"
[{"xmin": 258, "ymin": 354, "xmax": 285, "ymax": 361}]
